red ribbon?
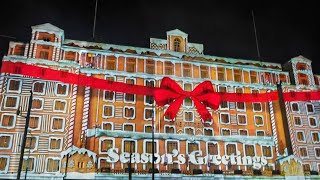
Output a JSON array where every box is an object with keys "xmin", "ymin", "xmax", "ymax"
[{"xmin": 154, "ymin": 77, "xmax": 221, "ymax": 123}]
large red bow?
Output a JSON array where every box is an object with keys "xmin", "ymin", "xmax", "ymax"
[{"xmin": 154, "ymin": 77, "xmax": 221, "ymax": 123}]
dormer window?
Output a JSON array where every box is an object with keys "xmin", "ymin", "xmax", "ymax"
[
  {"xmin": 173, "ymin": 38, "xmax": 181, "ymax": 52},
  {"xmin": 296, "ymin": 63, "xmax": 307, "ymax": 70}
]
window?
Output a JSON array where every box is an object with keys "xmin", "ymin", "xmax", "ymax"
[
  {"xmin": 145, "ymin": 80, "xmax": 155, "ymax": 104},
  {"xmin": 164, "ymin": 61, "xmax": 174, "ymax": 75},
  {"xmin": 204, "ymin": 128, "xmax": 213, "ymax": 136},
  {"xmin": 0, "ymin": 114, "xmax": 16, "ymax": 128},
  {"xmin": 33, "ymin": 81, "xmax": 45, "ymax": 94},
  {"xmin": 291, "ymin": 103, "xmax": 299, "ymax": 112},
  {"xmin": 262, "ymin": 146, "xmax": 272, "ymax": 157},
  {"xmin": 233, "ymin": 69, "xmax": 242, "ymax": 82},
  {"xmin": 0, "ymin": 157, "xmax": 9, "ymax": 172},
  {"xmin": 49, "ymin": 138, "xmax": 62, "ymax": 151},
  {"xmin": 306, "ymin": 104, "xmax": 314, "ymax": 113},
  {"xmin": 173, "ymin": 38, "xmax": 181, "ymax": 52},
  {"xmin": 144, "ymin": 108, "xmax": 154, "ymax": 120},
  {"xmin": 25, "ymin": 137, "xmax": 37, "ymax": 150},
  {"xmin": 200, "ymin": 65, "xmax": 209, "ymax": 78},
  {"xmin": 253, "ymin": 103, "xmax": 262, "ymax": 112},
  {"xmin": 124, "ymin": 78, "xmax": 135, "ymax": 103},
  {"xmin": 185, "ymin": 127, "xmax": 194, "ymax": 135},
  {"xmin": 183, "ymin": 83, "xmax": 193, "ymax": 106},
  {"xmin": 4, "ymin": 96, "xmax": 19, "ymax": 108},
  {"xmin": 123, "ymin": 124, "xmax": 134, "ymax": 131},
  {"xmin": 312, "ymin": 132, "xmax": 320, "ymax": 143},
  {"xmin": 106, "ymin": 56, "xmax": 116, "ymax": 70},
  {"xmin": 31, "ymin": 98, "xmax": 43, "ymax": 110},
  {"xmin": 102, "ymin": 123, "xmax": 112, "ymax": 130},
  {"xmin": 145, "ymin": 141, "xmax": 158, "ymax": 170},
  {"xmin": 56, "ymin": 83, "xmax": 68, "ymax": 96},
  {"xmin": 279, "ymin": 74, "xmax": 287, "ymax": 83},
  {"xmin": 187, "ymin": 142, "xmax": 199, "ymax": 171},
  {"xmin": 296, "ymin": 63, "xmax": 307, "ymax": 70},
  {"xmin": 101, "ymin": 139, "xmax": 113, "ymax": 153},
  {"xmin": 183, "ymin": 64, "xmax": 191, "ymax": 77},
  {"xmin": 250, "ymin": 71, "xmax": 257, "ymax": 83},
  {"xmin": 237, "ymin": 115, "xmax": 247, "ymax": 125},
  {"xmin": 39, "ymin": 51, "xmax": 49, "ymax": 59},
  {"xmin": 239, "ymin": 130, "xmax": 248, "ymax": 136},
  {"xmin": 126, "ymin": 58, "xmax": 136, "ymax": 72},
  {"xmin": 235, "ymin": 88, "xmax": 245, "ymax": 111},
  {"xmin": 226, "ymin": 144, "xmax": 237, "ymax": 155},
  {"xmin": 303, "ymin": 164, "xmax": 310, "ymax": 171},
  {"xmin": 144, "ymin": 125, "xmax": 153, "ymax": 133},
  {"xmin": 221, "ymin": 129, "xmax": 231, "ymax": 136},
  {"xmin": 315, "ymin": 148, "xmax": 320, "ymax": 158},
  {"xmin": 245, "ymin": 145, "xmax": 255, "ymax": 156},
  {"xmin": 299, "ymin": 147, "xmax": 308, "ymax": 158},
  {"xmin": 0, "ymin": 135, "xmax": 11, "ymax": 149},
  {"xmin": 123, "ymin": 140, "xmax": 135, "ymax": 169},
  {"xmin": 220, "ymin": 113, "xmax": 230, "ymax": 124},
  {"xmin": 124, "ymin": 107, "xmax": 135, "ymax": 119},
  {"xmin": 7, "ymin": 79, "xmax": 21, "ymax": 92},
  {"xmin": 309, "ymin": 117, "xmax": 317, "ymax": 127},
  {"xmin": 167, "ymin": 141, "xmax": 178, "ymax": 154},
  {"xmin": 297, "ymin": 131, "xmax": 305, "ymax": 142},
  {"xmin": 184, "ymin": 112, "xmax": 194, "ymax": 122},
  {"xmin": 255, "ymin": 116, "xmax": 264, "ymax": 126},
  {"xmin": 146, "ymin": 60, "xmax": 155, "ymax": 74},
  {"xmin": 22, "ymin": 157, "xmax": 34, "ymax": 171},
  {"xmin": 99, "ymin": 158, "xmax": 112, "ymax": 169},
  {"xmin": 103, "ymin": 76, "xmax": 115, "ymax": 101},
  {"xmin": 46, "ymin": 158, "xmax": 60, "ymax": 172},
  {"xmin": 51, "ymin": 117, "xmax": 64, "ymax": 131},
  {"xmin": 217, "ymin": 67, "xmax": 225, "ymax": 81},
  {"xmin": 54, "ymin": 100, "xmax": 66, "ymax": 112},
  {"xmin": 208, "ymin": 142, "xmax": 219, "ymax": 155},
  {"xmin": 294, "ymin": 117, "xmax": 302, "ymax": 126},
  {"xmin": 257, "ymin": 131, "xmax": 265, "ymax": 136},
  {"xmin": 103, "ymin": 105, "xmax": 114, "ymax": 118},
  {"xmin": 29, "ymin": 116, "xmax": 40, "ymax": 130},
  {"xmin": 218, "ymin": 86, "xmax": 228, "ymax": 109},
  {"xmin": 165, "ymin": 126, "xmax": 175, "ymax": 134}
]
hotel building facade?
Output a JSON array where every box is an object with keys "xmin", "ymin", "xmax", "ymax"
[{"xmin": 0, "ymin": 23, "xmax": 319, "ymax": 179}]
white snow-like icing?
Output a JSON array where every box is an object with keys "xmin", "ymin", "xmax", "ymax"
[
  {"xmin": 9, "ymin": 41, "xmax": 25, "ymax": 48},
  {"xmin": 61, "ymin": 145, "xmax": 97, "ymax": 163},
  {"xmin": 277, "ymin": 154, "xmax": 302, "ymax": 165},
  {"xmin": 289, "ymin": 55, "xmax": 312, "ymax": 64},
  {"xmin": 150, "ymin": 38, "xmax": 167, "ymax": 45},
  {"xmin": 31, "ymin": 23, "xmax": 64, "ymax": 37},
  {"xmin": 166, "ymin": 29, "xmax": 188, "ymax": 37},
  {"xmin": 87, "ymin": 129, "xmax": 274, "ymax": 146},
  {"xmin": 31, "ymin": 40, "xmax": 61, "ymax": 47},
  {"xmin": 188, "ymin": 42, "xmax": 204, "ymax": 53}
]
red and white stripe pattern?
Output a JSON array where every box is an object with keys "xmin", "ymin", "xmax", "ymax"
[
  {"xmin": 268, "ymin": 92, "xmax": 279, "ymax": 154},
  {"xmin": 81, "ymin": 84, "xmax": 91, "ymax": 141},
  {"xmin": 0, "ymin": 73, "xmax": 5, "ymax": 94},
  {"xmin": 67, "ymin": 69, "xmax": 79, "ymax": 149},
  {"xmin": 285, "ymin": 101, "xmax": 298, "ymax": 155}
]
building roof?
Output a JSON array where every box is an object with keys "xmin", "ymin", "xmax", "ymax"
[
  {"xmin": 166, "ymin": 29, "xmax": 188, "ymax": 37},
  {"xmin": 31, "ymin": 23, "xmax": 64, "ymax": 34}
]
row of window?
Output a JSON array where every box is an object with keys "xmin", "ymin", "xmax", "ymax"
[
  {"xmin": 0, "ymin": 134, "xmax": 63, "ymax": 151},
  {"xmin": 291, "ymin": 102, "xmax": 316, "ymax": 114},
  {"xmin": 293, "ymin": 116, "xmax": 319, "ymax": 127},
  {"xmin": 101, "ymin": 122, "xmax": 269, "ymax": 137},
  {"xmin": 0, "ymin": 156, "xmax": 59, "ymax": 173},
  {"xmin": 299, "ymin": 146, "xmax": 320, "ymax": 159},
  {"xmin": 6, "ymin": 79, "xmax": 69, "ymax": 96},
  {"xmin": 296, "ymin": 131, "xmax": 320, "ymax": 143},
  {"xmin": 3, "ymin": 96, "xmax": 68, "ymax": 112},
  {"xmin": 0, "ymin": 115, "xmax": 65, "ymax": 131}
]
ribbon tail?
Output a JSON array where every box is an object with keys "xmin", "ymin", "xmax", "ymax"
[
  {"xmin": 191, "ymin": 97, "xmax": 213, "ymax": 123},
  {"xmin": 164, "ymin": 97, "xmax": 184, "ymax": 121}
]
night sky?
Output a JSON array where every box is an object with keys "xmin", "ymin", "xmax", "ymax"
[{"xmin": 0, "ymin": 0, "xmax": 319, "ymax": 74}]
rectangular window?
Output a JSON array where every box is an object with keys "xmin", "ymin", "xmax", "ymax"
[
  {"xmin": 185, "ymin": 128, "xmax": 194, "ymax": 135},
  {"xmin": 124, "ymin": 79, "xmax": 135, "ymax": 103},
  {"xmin": 1, "ymin": 114, "xmax": 15, "ymax": 127},
  {"xmin": 250, "ymin": 71, "xmax": 257, "ymax": 83},
  {"xmin": 25, "ymin": 137, "xmax": 36, "ymax": 149},
  {"xmin": 103, "ymin": 105, "xmax": 114, "ymax": 118},
  {"xmin": 235, "ymin": 88, "xmax": 245, "ymax": 111},
  {"xmin": 56, "ymin": 83, "xmax": 68, "ymax": 96},
  {"xmin": 239, "ymin": 130, "xmax": 248, "ymax": 136},
  {"xmin": 217, "ymin": 67, "xmax": 225, "ymax": 81},
  {"xmin": 294, "ymin": 117, "xmax": 302, "ymax": 126},
  {"xmin": 124, "ymin": 107, "xmax": 135, "ymax": 119},
  {"xmin": 54, "ymin": 100, "xmax": 66, "ymax": 112},
  {"xmin": 222, "ymin": 129, "xmax": 231, "ymax": 136},
  {"xmin": 257, "ymin": 131, "xmax": 265, "ymax": 136},
  {"xmin": 101, "ymin": 139, "xmax": 113, "ymax": 152},
  {"xmin": 165, "ymin": 126, "xmax": 175, "ymax": 134},
  {"xmin": 183, "ymin": 64, "xmax": 191, "ymax": 77},
  {"xmin": 47, "ymin": 159, "xmax": 60, "ymax": 172},
  {"xmin": 0, "ymin": 157, "xmax": 8, "ymax": 171},
  {"xmin": 144, "ymin": 108, "xmax": 153, "ymax": 120},
  {"xmin": 102, "ymin": 123, "xmax": 112, "ymax": 130},
  {"xmin": 0, "ymin": 136, "xmax": 11, "ymax": 148},
  {"xmin": 204, "ymin": 128, "xmax": 213, "ymax": 136},
  {"xmin": 167, "ymin": 141, "xmax": 178, "ymax": 153},
  {"xmin": 124, "ymin": 124, "xmax": 134, "ymax": 131},
  {"xmin": 49, "ymin": 138, "xmax": 62, "ymax": 150},
  {"xmin": 309, "ymin": 117, "xmax": 317, "ymax": 127},
  {"xmin": 145, "ymin": 80, "xmax": 155, "ymax": 104},
  {"xmin": 262, "ymin": 146, "xmax": 272, "ymax": 157},
  {"xmin": 245, "ymin": 145, "xmax": 255, "ymax": 156},
  {"xmin": 315, "ymin": 148, "xmax": 320, "ymax": 158},
  {"xmin": 226, "ymin": 144, "xmax": 236, "ymax": 155},
  {"xmin": 22, "ymin": 157, "xmax": 34, "ymax": 171},
  {"xmin": 146, "ymin": 60, "xmax": 155, "ymax": 74},
  {"xmin": 52, "ymin": 117, "xmax": 64, "ymax": 131},
  {"xmin": 39, "ymin": 51, "xmax": 49, "ymax": 59},
  {"xmin": 33, "ymin": 82, "xmax": 45, "ymax": 94},
  {"xmin": 184, "ymin": 112, "xmax": 194, "ymax": 122},
  {"xmin": 164, "ymin": 61, "xmax": 174, "ymax": 75},
  {"xmin": 237, "ymin": 115, "xmax": 247, "ymax": 125},
  {"xmin": 208, "ymin": 143, "xmax": 218, "ymax": 155},
  {"xmin": 297, "ymin": 131, "xmax": 305, "ymax": 142},
  {"xmin": 126, "ymin": 58, "xmax": 136, "ymax": 72},
  {"xmin": 255, "ymin": 116, "xmax": 264, "ymax": 126},
  {"xmin": 32, "ymin": 98, "xmax": 43, "ymax": 110},
  {"xmin": 183, "ymin": 83, "xmax": 193, "ymax": 106},
  {"xmin": 220, "ymin": 113, "xmax": 230, "ymax": 124},
  {"xmin": 144, "ymin": 125, "xmax": 153, "ymax": 133},
  {"xmin": 188, "ymin": 142, "xmax": 199, "ymax": 171},
  {"xmin": 233, "ymin": 69, "xmax": 242, "ymax": 82},
  {"xmin": 291, "ymin": 103, "xmax": 299, "ymax": 112},
  {"xmin": 123, "ymin": 140, "xmax": 135, "ymax": 169},
  {"xmin": 253, "ymin": 103, "xmax": 262, "ymax": 111},
  {"xmin": 218, "ymin": 86, "xmax": 228, "ymax": 109},
  {"xmin": 100, "ymin": 158, "xmax": 111, "ymax": 169},
  {"xmin": 303, "ymin": 164, "xmax": 310, "ymax": 171},
  {"xmin": 29, "ymin": 116, "xmax": 40, "ymax": 129},
  {"xmin": 5, "ymin": 96, "xmax": 18, "ymax": 108},
  {"xmin": 300, "ymin": 147, "xmax": 308, "ymax": 157},
  {"xmin": 8, "ymin": 79, "xmax": 21, "ymax": 92},
  {"xmin": 106, "ymin": 57, "xmax": 116, "ymax": 70},
  {"xmin": 306, "ymin": 104, "xmax": 314, "ymax": 113},
  {"xmin": 312, "ymin": 132, "xmax": 320, "ymax": 143},
  {"xmin": 104, "ymin": 76, "xmax": 115, "ymax": 101},
  {"xmin": 200, "ymin": 65, "xmax": 209, "ymax": 78}
]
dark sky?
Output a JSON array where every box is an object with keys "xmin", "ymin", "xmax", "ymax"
[{"xmin": 1, "ymin": 0, "xmax": 319, "ymax": 74}]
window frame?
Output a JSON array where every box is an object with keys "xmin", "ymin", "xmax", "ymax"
[
  {"xmin": 53, "ymin": 99, "xmax": 67, "ymax": 113},
  {"xmin": 144, "ymin": 108, "xmax": 155, "ymax": 121},
  {"xmin": 123, "ymin": 106, "xmax": 136, "ymax": 120},
  {"xmin": 0, "ymin": 113, "xmax": 17, "ymax": 129},
  {"xmin": 32, "ymin": 81, "xmax": 46, "ymax": 95},
  {"xmin": 123, "ymin": 123, "xmax": 135, "ymax": 132},
  {"xmin": 7, "ymin": 79, "xmax": 22, "ymax": 93},
  {"xmin": 0, "ymin": 134, "xmax": 13, "ymax": 150},
  {"xmin": 239, "ymin": 129, "xmax": 248, "ymax": 136},
  {"xmin": 254, "ymin": 115, "xmax": 264, "ymax": 127},
  {"xmin": 4, "ymin": 96, "xmax": 20, "ymax": 109},
  {"xmin": 308, "ymin": 116, "xmax": 318, "ymax": 128},
  {"xmin": 293, "ymin": 116, "xmax": 302, "ymax": 127},
  {"xmin": 184, "ymin": 127, "xmax": 195, "ymax": 135},
  {"xmin": 164, "ymin": 125, "xmax": 176, "ymax": 134},
  {"xmin": 51, "ymin": 117, "xmax": 65, "ymax": 132},
  {"xmin": 0, "ymin": 156, "xmax": 10, "ymax": 173},
  {"xmin": 306, "ymin": 103, "xmax": 315, "ymax": 114},
  {"xmin": 144, "ymin": 79, "xmax": 156, "ymax": 105},
  {"xmin": 55, "ymin": 83, "xmax": 69, "ymax": 96},
  {"xmin": 45, "ymin": 157, "xmax": 61, "ymax": 173},
  {"xmin": 221, "ymin": 128, "xmax": 231, "ymax": 136},
  {"xmin": 261, "ymin": 145, "xmax": 273, "ymax": 159},
  {"xmin": 203, "ymin": 127, "xmax": 214, "ymax": 136},
  {"xmin": 237, "ymin": 114, "xmax": 247, "ymax": 125},
  {"xmin": 296, "ymin": 130, "xmax": 306, "ymax": 143},
  {"xmin": 102, "ymin": 105, "xmax": 114, "ymax": 118},
  {"xmin": 22, "ymin": 156, "xmax": 36, "ymax": 173},
  {"xmin": 244, "ymin": 144, "xmax": 256, "ymax": 157},
  {"xmin": 299, "ymin": 146, "xmax": 309, "ymax": 159},
  {"xmin": 48, "ymin": 137, "xmax": 63, "ymax": 151},
  {"xmin": 101, "ymin": 122, "xmax": 113, "ymax": 131},
  {"xmin": 184, "ymin": 111, "xmax": 194, "ymax": 122},
  {"xmin": 28, "ymin": 115, "xmax": 41, "ymax": 131},
  {"xmin": 311, "ymin": 132, "xmax": 320, "ymax": 143},
  {"xmin": 220, "ymin": 112, "xmax": 230, "ymax": 124},
  {"xmin": 315, "ymin": 147, "xmax": 320, "ymax": 159},
  {"xmin": 99, "ymin": 137, "xmax": 115, "ymax": 154},
  {"xmin": 124, "ymin": 77, "xmax": 136, "ymax": 104},
  {"xmin": 25, "ymin": 136, "xmax": 38, "ymax": 152},
  {"xmin": 290, "ymin": 102, "xmax": 300, "ymax": 113}
]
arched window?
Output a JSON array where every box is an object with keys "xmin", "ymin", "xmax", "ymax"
[{"xmin": 173, "ymin": 38, "xmax": 181, "ymax": 52}]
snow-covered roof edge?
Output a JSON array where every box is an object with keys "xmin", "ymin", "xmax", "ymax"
[{"xmin": 61, "ymin": 145, "xmax": 97, "ymax": 163}]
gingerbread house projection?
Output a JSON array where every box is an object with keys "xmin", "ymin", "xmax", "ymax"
[{"xmin": 0, "ymin": 23, "xmax": 319, "ymax": 179}]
